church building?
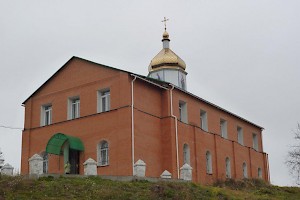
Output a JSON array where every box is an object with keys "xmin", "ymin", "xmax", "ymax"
[{"xmin": 21, "ymin": 26, "xmax": 270, "ymax": 184}]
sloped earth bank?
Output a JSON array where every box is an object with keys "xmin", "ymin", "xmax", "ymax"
[{"xmin": 0, "ymin": 175, "xmax": 299, "ymax": 200}]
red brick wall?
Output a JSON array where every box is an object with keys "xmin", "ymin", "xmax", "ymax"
[
  {"xmin": 22, "ymin": 58, "xmax": 133, "ymax": 175},
  {"xmin": 21, "ymin": 57, "xmax": 269, "ymax": 183}
]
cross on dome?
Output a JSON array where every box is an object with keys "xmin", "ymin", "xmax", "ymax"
[{"xmin": 161, "ymin": 17, "xmax": 169, "ymax": 30}]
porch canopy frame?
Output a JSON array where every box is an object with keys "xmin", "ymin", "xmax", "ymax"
[{"xmin": 46, "ymin": 133, "xmax": 84, "ymax": 155}]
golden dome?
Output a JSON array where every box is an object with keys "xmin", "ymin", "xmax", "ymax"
[
  {"xmin": 163, "ymin": 31, "xmax": 169, "ymax": 39},
  {"xmin": 148, "ymin": 30, "xmax": 186, "ymax": 72},
  {"xmin": 149, "ymin": 48, "xmax": 186, "ymax": 72}
]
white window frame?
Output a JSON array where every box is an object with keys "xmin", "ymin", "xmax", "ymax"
[
  {"xmin": 183, "ymin": 143, "xmax": 190, "ymax": 165},
  {"xmin": 179, "ymin": 101, "xmax": 188, "ymax": 123},
  {"xmin": 97, "ymin": 89, "xmax": 110, "ymax": 113},
  {"xmin": 68, "ymin": 97, "xmax": 80, "ymax": 120},
  {"xmin": 41, "ymin": 104, "xmax": 52, "ymax": 126},
  {"xmin": 253, "ymin": 133, "xmax": 258, "ymax": 151},
  {"xmin": 225, "ymin": 157, "xmax": 231, "ymax": 178},
  {"xmin": 237, "ymin": 126, "xmax": 243, "ymax": 145},
  {"xmin": 41, "ymin": 152, "xmax": 49, "ymax": 174},
  {"xmin": 98, "ymin": 140, "xmax": 109, "ymax": 166},
  {"xmin": 243, "ymin": 162, "xmax": 248, "ymax": 178},
  {"xmin": 206, "ymin": 151, "xmax": 213, "ymax": 174},
  {"xmin": 200, "ymin": 110, "xmax": 208, "ymax": 131},
  {"xmin": 220, "ymin": 119, "xmax": 228, "ymax": 139},
  {"xmin": 258, "ymin": 167, "xmax": 262, "ymax": 178}
]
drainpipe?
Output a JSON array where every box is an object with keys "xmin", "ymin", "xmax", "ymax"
[
  {"xmin": 131, "ymin": 76, "xmax": 137, "ymax": 175},
  {"xmin": 130, "ymin": 74, "xmax": 168, "ymax": 176},
  {"xmin": 170, "ymin": 85, "xmax": 179, "ymax": 179}
]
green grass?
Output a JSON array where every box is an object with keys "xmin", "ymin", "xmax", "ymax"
[{"xmin": 0, "ymin": 175, "xmax": 299, "ymax": 200}]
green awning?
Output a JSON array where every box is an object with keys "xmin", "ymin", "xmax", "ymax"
[{"xmin": 46, "ymin": 133, "xmax": 84, "ymax": 155}]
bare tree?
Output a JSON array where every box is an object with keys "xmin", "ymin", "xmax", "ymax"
[
  {"xmin": 286, "ymin": 123, "xmax": 300, "ymax": 185},
  {"xmin": 0, "ymin": 148, "xmax": 4, "ymax": 171}
]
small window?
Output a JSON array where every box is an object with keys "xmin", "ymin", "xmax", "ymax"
[
  {"xmin": 243, "ymin": 162, "xmax": 248, "ymax": 178},
  {"xmin": 200, "ymin": 110, "xmax": 208, "ymax": 131},
  {"xmin": 253, "ymin": 133, "xmax": 258, "ymax": 151},
  {"xmin": 98, "ymin": 140, "xmax": 109, "ymax": 166},
  {"xmin": 258, "ymin": 167, "xmax": 262, "ymax": 178},
  {"xmin": 220, "ymin": 119, "xmax": 228, "ymax": 139},
  {"xmin": 41, "ymin": 104, "xmax": 52, "ymax": 126},
  {"xmin": 98, "ymin": 89, "xmax": 110, "ymax": 113},
  {"xmin": 179, "ymin": 72, "xmax": 186, "ymax": 90},
  {"xmin": 68, "ymin": 97, "xmax": 80, "ymax": 119},
  {"xmin": 183, "ymin": 144, "xmax": 190, "ymax": 165},
  {"xmin": 237, "ymin": 126, "xmax": 243, "ymax": 145},
  {"xmin": 225, "ymin": 157, "xmax": 231, "ymax": 178},
  {"xmin": 206, "ymin": 151, "xmax": 212, "ymax": 174},
  {"xmin": 179, "ymin": 101, "xmax": 187, "ymax": 123}
]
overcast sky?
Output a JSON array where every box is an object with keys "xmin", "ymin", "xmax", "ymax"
[{"xmin": 1, "ymin": 0, "xmax": 299, "ymax": 186}]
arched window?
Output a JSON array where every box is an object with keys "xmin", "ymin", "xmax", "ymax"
[
  {"xmin": 98, "ymin": 140, "xmax": 109, "ymax": 166},
  {"xmin": 40, "ymin": 151, "xmax": 48, "ymax": 174},
  {"xmin": 183, "ymin": 144, "xmax": 190, "ymax": 165},
  {"xmin": 243, "ymin": 162, "xmax": 248, "ymax": 178},
  {"xmin": 258, "ymin": 168, "xmax": 262, "ymax": 178},
  {"xmin": 225, "ymin": 157, "xmax": 231, "ymax": 178},
  {"xmin": 206, "ymin": 151, "xmax": 212, "ymax": 174}
]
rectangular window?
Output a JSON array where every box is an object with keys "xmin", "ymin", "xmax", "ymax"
[
  {"xmin": 179, "ymin": 102, "xmax": 182, "ymax": 120},
  {"xmin": 41, "ymin": 104, "xmax": 52, "ymax": 126},
  {"xmin": 200, "ymin": 110, "xmax": 208, "ymax": 131},
  {"xmin": 258, "ymin": 168, "xmax": 262, "ymax": 178},
  {"xmin": 253, "ymin": 133, "xmax": 258, "ymax": 150},
  {"xmin": 68, "ymin": 97, "xmax": 80, "ymax": 119},
  {"xmin": 100, "ymin": 148, "xmax": 108, "ymax": 165},
  {"xmin": 220, "ymin": 119, "xmax": 227, "ymax": 138},
  {"xmin": 97, "ymin": 89, "xmax": 110, "ymax": 113},
  {"xmin": 179, "ymin": 101, "xmax": 187, "ymax": 123},
  {"xmin": 206, "ymin": 151, "xmax": 213, "ymax": 174},
  {"xmin": 98, "ymin": 141, "xmax": 109, "ymax": 166},
  {"xmin": 237, "ymin": 126, "xmax": 243, "ymax": 145},
  {"xmin": 226, "ymin": 157, "xmax": 231, "ymax": 178}
]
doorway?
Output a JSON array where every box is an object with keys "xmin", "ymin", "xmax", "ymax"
[
  {"xmin": 69, "ymin": 149, "xmax": 79, "ymax": 174},
  {"xmin": 45, "ymin": 133, "xmax": 84, "ymax": 175}
]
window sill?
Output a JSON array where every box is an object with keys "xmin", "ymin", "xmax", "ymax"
[
  {"xmin": 97, "ymin": 110, "xmax": 111, "ymax": 114},
  {"xmin": 206, "ymin": 173, "xmax": 213, "ymax": 175},
  {"xmin": 41, "ymin": 124, "xmax": 52, "ymax": 127},
  {"xmin": 97, "ymin": 164, "xmax": 109, "ymax": 167}
]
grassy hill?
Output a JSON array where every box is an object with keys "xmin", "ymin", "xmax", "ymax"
[{"xmin": 0, "ymin": 175, "xmax": 299, "ymax": 200}]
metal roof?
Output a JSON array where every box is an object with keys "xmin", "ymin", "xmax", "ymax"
[
  {"xmin": 46, "ymin": 133, "xmax": 84, "ymax": 155},
  {"xmin": 22, "ymin": 56, "xmax": 263, "ymax": 130}
]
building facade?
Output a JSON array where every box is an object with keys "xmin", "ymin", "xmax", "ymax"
[{"xmin": 21, "ymin": 30, "xmax": 269, "ymax": 184}]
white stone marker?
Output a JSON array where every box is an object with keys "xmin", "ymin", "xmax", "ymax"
[
  {"xmin": 160, "ymin": 170, "xmax": 172, "ymax": 179},
  {"xmin": 83, "ymin": 158, "xmax": 97, "ymax": 175},
  {"xmin": 133, "ymin": 159, "xmax": 146, "ymax": 177},
  {"xmin": 180, "ymin": 163, "xmax": 193, "ymax": 181},
  {"xmin": 1, "ymin": 163, "xmax": 14, "ymax": 176},
  {"xmin": 28, "ymin": 154, "xmax": 43, "ymax": 175}
]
